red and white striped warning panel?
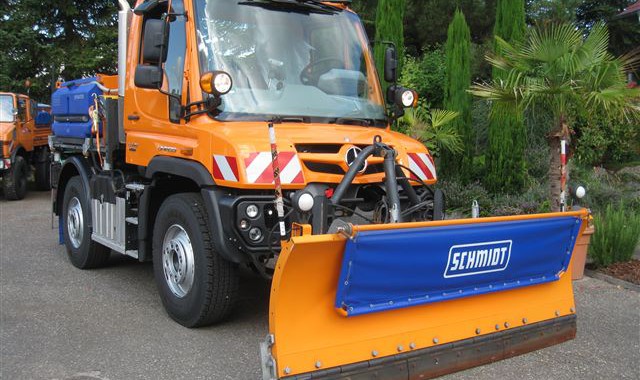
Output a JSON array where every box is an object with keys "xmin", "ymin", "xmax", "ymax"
[
  {"xmin": 212, "ymin": 155, "xmax": 239, "ymax": 182},
  {"xmin": 407, "ymin": 153, "xmax": 437, "ymax": 181},
  {"xmin": 245, "ymin": 152, "xmax": 305, "ymax": 185}
]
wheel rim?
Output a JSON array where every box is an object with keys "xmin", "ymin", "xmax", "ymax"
[
  {"xmin": 162, "ymin": 224, "xmax": 195, "ymax": 298},
  {"xmin": 67, "ymin": 197, "xmax": 84, "ymax": 248}
]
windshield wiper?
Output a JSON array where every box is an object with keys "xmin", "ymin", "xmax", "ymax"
[
  {"xmin": 331, "ymin": 117, "xmax": 374, "ymax": 127},
  {"xmin": 240, "ymin": 0, "xmax": 338, "ymax": 14},
  {"xmin": 270, "ymin": 116, "xmax": 313, "ymax": 124}
]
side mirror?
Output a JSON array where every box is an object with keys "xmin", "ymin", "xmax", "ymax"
[
  {"xmin": 384, "ymin": 47, "xmax": 398, "ymax": 83},
  {"xmin": 141, "ymin": 19, "xmax": 169, "ymax": 64},
  {"xmin": 134, "ymin": 65, "xmax": 164, "ymax": 89},
  {"xmin": 133, "ymin": 0, "xmax": 161, "ymax": 15}
]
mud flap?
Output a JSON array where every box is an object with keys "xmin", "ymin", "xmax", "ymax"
[{"xmin": 264, "ymin": 211, "xmax": 588, "ymax": 379}]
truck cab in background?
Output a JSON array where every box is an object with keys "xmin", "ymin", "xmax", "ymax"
[{"xmin": 0, "ymin": 92, "xmax": 52, "ymax": 200}]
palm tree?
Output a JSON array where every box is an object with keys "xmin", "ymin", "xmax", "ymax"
[
  {"xmin": 402, "ymin": 107, "xmax": 462, "ymax": 158},
  {"xmin": 470, "ymin": 23, "xmax": 639, "ymax": 211}
]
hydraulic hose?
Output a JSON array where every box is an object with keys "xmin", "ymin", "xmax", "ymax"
[
  {"xmin": 331, "ymin": 145, "xmax": 376, "ymax": 206},
  {"xmin": 383, "ymin": 150, "xmax": 402, "ymax": 223}
]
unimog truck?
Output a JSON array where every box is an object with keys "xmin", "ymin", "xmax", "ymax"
[
  {"xmin": 49, "ymin": 1, "xmax": 590, "ymax": 379},
  {"xmin": 0, "ymin": 92, "xmax": 52, "ymax": 200}
]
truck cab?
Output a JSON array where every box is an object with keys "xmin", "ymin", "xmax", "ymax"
[
  {"xmin": 0, "ymin": 92, "xmax": 52, "ymax": 199},
  {"xmin": 51, "ymin": 0, "xmax": 434, "ymax": 326}
]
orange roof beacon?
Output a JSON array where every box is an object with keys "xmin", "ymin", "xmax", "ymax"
[{"xmin": 48, "ymin": 1, "xmax": 591, "ymax": 379}]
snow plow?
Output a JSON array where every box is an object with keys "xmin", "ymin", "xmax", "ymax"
[
  {"xmin": 48, "ymin": 1, "xmax": 589, "ymax": 378},
  {"xmin": 263, "ymin": 210, "xmax": 587, "ymax": 379}
]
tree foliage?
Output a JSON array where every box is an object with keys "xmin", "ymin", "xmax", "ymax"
[
  {"xmin": 577, "ymin": 0, "xmax": 640, "ymax": 57},
  {"xmin": 442, "ymin": 9, "xmax": 474, "ymax": 182},
  {"xmin": 486, "ymin": 0, "xmax": 527, "ymax": 194},
  {"xmin": 0, "ymin": 0, "xmax": 129, "ymax": 102},
  {"xmin": 400, "ymin": 47, "xmax": 447, "ymax": 108},
  {"xmin": 373, "ymin": 0, "xmax": 406, "ymax": 88},
  {"xmin": 401, "ymin": 105, "xmax": 462, "ymax": 158},
  {"xmin": 471, "ymin": 23, "xmax": 640, "ymax": 210}
]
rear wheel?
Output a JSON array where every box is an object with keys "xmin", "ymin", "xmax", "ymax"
[
  {"xmin": 3, "ymin": 155, "xmax": 28, "ymax": 200},
  {"xmin": 35, "ymin": 148, "xmax": 51, "ymax": 191},
  {"xmin": 62, "ymin": 176, "xmax": 111, "ymax": 268},
  {"xmin": 153, "ymin": 193, "xmax": 238, "ymax": 327}
]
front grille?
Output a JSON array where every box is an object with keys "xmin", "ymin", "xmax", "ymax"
[
  {"xmin": 364, "ymin": 164, "xmax": 384, "ymax": 175},
  {"xmin": 304, "ymin": 162, "xmax": 344, "ymax": 175},
  {"xmin": 295, "ymin": 144, "xmax": 342, "ymax": 154}
]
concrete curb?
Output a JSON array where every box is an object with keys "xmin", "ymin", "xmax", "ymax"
[{"xmin": 585, "ymin": 269, "xmax": 640, "ymax": 292}]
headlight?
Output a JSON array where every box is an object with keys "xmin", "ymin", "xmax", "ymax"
[
  {"xmin": 246, "ymin": 204, "xmax": 260, "ymax": 219},
  {"xmin": 248, "ymin": 227, "xmax": 263, "ymax": 242}
]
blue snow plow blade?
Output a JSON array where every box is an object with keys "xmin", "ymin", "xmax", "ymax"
[{"xmin": 335, "ymin": 216, "xmax": 582, "ymax": 317}]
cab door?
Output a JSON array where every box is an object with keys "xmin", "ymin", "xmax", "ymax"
[
  {"xmin": 16, "ymin": 95, "xmax": 34, "ymax": 152},
  {"xmin": 124, "ymin": 0, "xmax": 189, "ymax": 166}
]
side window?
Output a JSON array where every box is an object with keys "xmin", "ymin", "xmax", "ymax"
[
  {"xmin": 165, "ymin": 0, "xmax": 187, "ymax": 123},
  {"xmin": 17, "ymin": 99, "xmax": 27, "ymax": 122},
  {"xmin": 30, "ymin": 100, "xmax": 37, "ymax": 120}
]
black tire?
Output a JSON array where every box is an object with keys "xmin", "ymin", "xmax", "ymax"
[
  {"xmin": 3, "ymin": 155, "xmax": 28, "ymax": 200},
  {"xmin": 153, "ymin": 193, "xmax": 239, "ymax": 328},
  {"xmin": 62, "ymin": 176, "xmax": 111, "ymax": 269},
  {"xmin": 35, "ymin": 148, "xmax": 51, "ymax": 191},
  {"xmin": 433, "ymin": 188, "xmax": 445, "ymax": 221}
]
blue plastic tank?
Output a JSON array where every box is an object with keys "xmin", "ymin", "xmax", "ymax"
[{"xmin": 51, "ymin": 77, "xmax": 102, "ymax": 138}]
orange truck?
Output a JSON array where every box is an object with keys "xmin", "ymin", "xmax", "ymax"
[
  {"xmin": 49, "ymin": 1, "xmax": 591, "ymax": 379},
  {"xmin": 0, "ymin": 92, "xmax": 52, "ymax": 199}
]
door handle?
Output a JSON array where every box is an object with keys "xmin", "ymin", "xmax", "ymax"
[{"xmin": 128, "ymin": 115, "xmax": 140, "ymax": 121}]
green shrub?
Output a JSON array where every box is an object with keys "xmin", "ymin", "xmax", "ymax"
[
  {"xmin": 439, "ymin": 180, "xmax": 492, "ymax": 216},
  {"xmin": 400, "ymin": 48, "xmax": 447, "ymax": 109},
  {"xmin": 569, "ymin": 165, "xmax": 640, "ymax": 214},
  {"xmin": 574, "ymin": 114, "xmax": 639, "ymax": 166},
  {"xmin": 589, "ymin": 203, "xmax": 640, "ymax": 267}
]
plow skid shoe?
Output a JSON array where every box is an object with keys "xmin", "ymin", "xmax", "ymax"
[{"xmin": 263, "ymin": 211, "xmax": 588, "ymax": 379}]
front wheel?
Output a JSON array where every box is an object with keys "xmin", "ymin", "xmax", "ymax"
[
  {"xmin": 153, "ymin": 193, "xmax": 238, "ymax": 327},
  {"xmin": 3, "ymin": 155, "xmax": 28, "ymax": 200}
]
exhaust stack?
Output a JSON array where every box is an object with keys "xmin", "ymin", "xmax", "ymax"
[{"xmin": 117, "ymin": 0, "xmax": 131, "ymax": 97}]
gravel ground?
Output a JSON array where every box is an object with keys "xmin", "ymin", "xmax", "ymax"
[{"xmin": 1, "ymin": 191, "xmax": 639, "ymax": 380}]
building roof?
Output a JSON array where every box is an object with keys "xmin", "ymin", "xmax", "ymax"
[{"xmin": 617, "ymin": 1, "xmax": 640, "ymax": 18}]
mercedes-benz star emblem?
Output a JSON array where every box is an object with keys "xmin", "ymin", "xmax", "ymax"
[{"xmin": 345, "ymin": 146, "xmax": 367, "ymax": 173}]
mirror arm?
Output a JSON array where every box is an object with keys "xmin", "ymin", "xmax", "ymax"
[{"xmin": 183, "ymin": 97, "xmax": 221, "ymax": 121}]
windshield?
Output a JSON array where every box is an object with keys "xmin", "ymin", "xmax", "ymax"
[
  {"xmin": 0, "ymin": 95, "xmax": 15, "ymax": 123},
  {"xmin": 194, "ymin": 0, "xmax": 386, "ymax": 125}
]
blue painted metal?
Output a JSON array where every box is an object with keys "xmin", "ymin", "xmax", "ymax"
[
  {"xmin": 51, "ymin": 77, "xmax": 102, "ymax": 138},
  {"xmin": 335, "ymin": 217, "xmax": 582, "ymax": 317}
]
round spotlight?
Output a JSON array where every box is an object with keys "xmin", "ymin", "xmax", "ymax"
[
  {"xmin": 401, "ymin": 89, "xmax": 417, "ymax": 108},
  {"xmin": 239, "ymin": 219, "xmax": 250, "ymax": 230},
  {"xmin": 200, "ymin": 71, "xmax": 233, "ymax": 96},
  {"xmin": 297, "ymin": 193, "xmax": 314, "ymax": 212},
  {"xmin": 246, "ymin": 204, "xmax": 259, "ymax": 219},
  {"xmin": 213, "ymin": 72, "xmax": 233, "ymax": 95},
  {"xmin": 248, "ymin": 227, "xmax": 263, "ymax": 242}
]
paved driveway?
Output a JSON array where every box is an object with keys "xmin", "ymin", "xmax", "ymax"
[{"xmin": 1, "ymin": 192, "xmax": 639, "ymax": 379}]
